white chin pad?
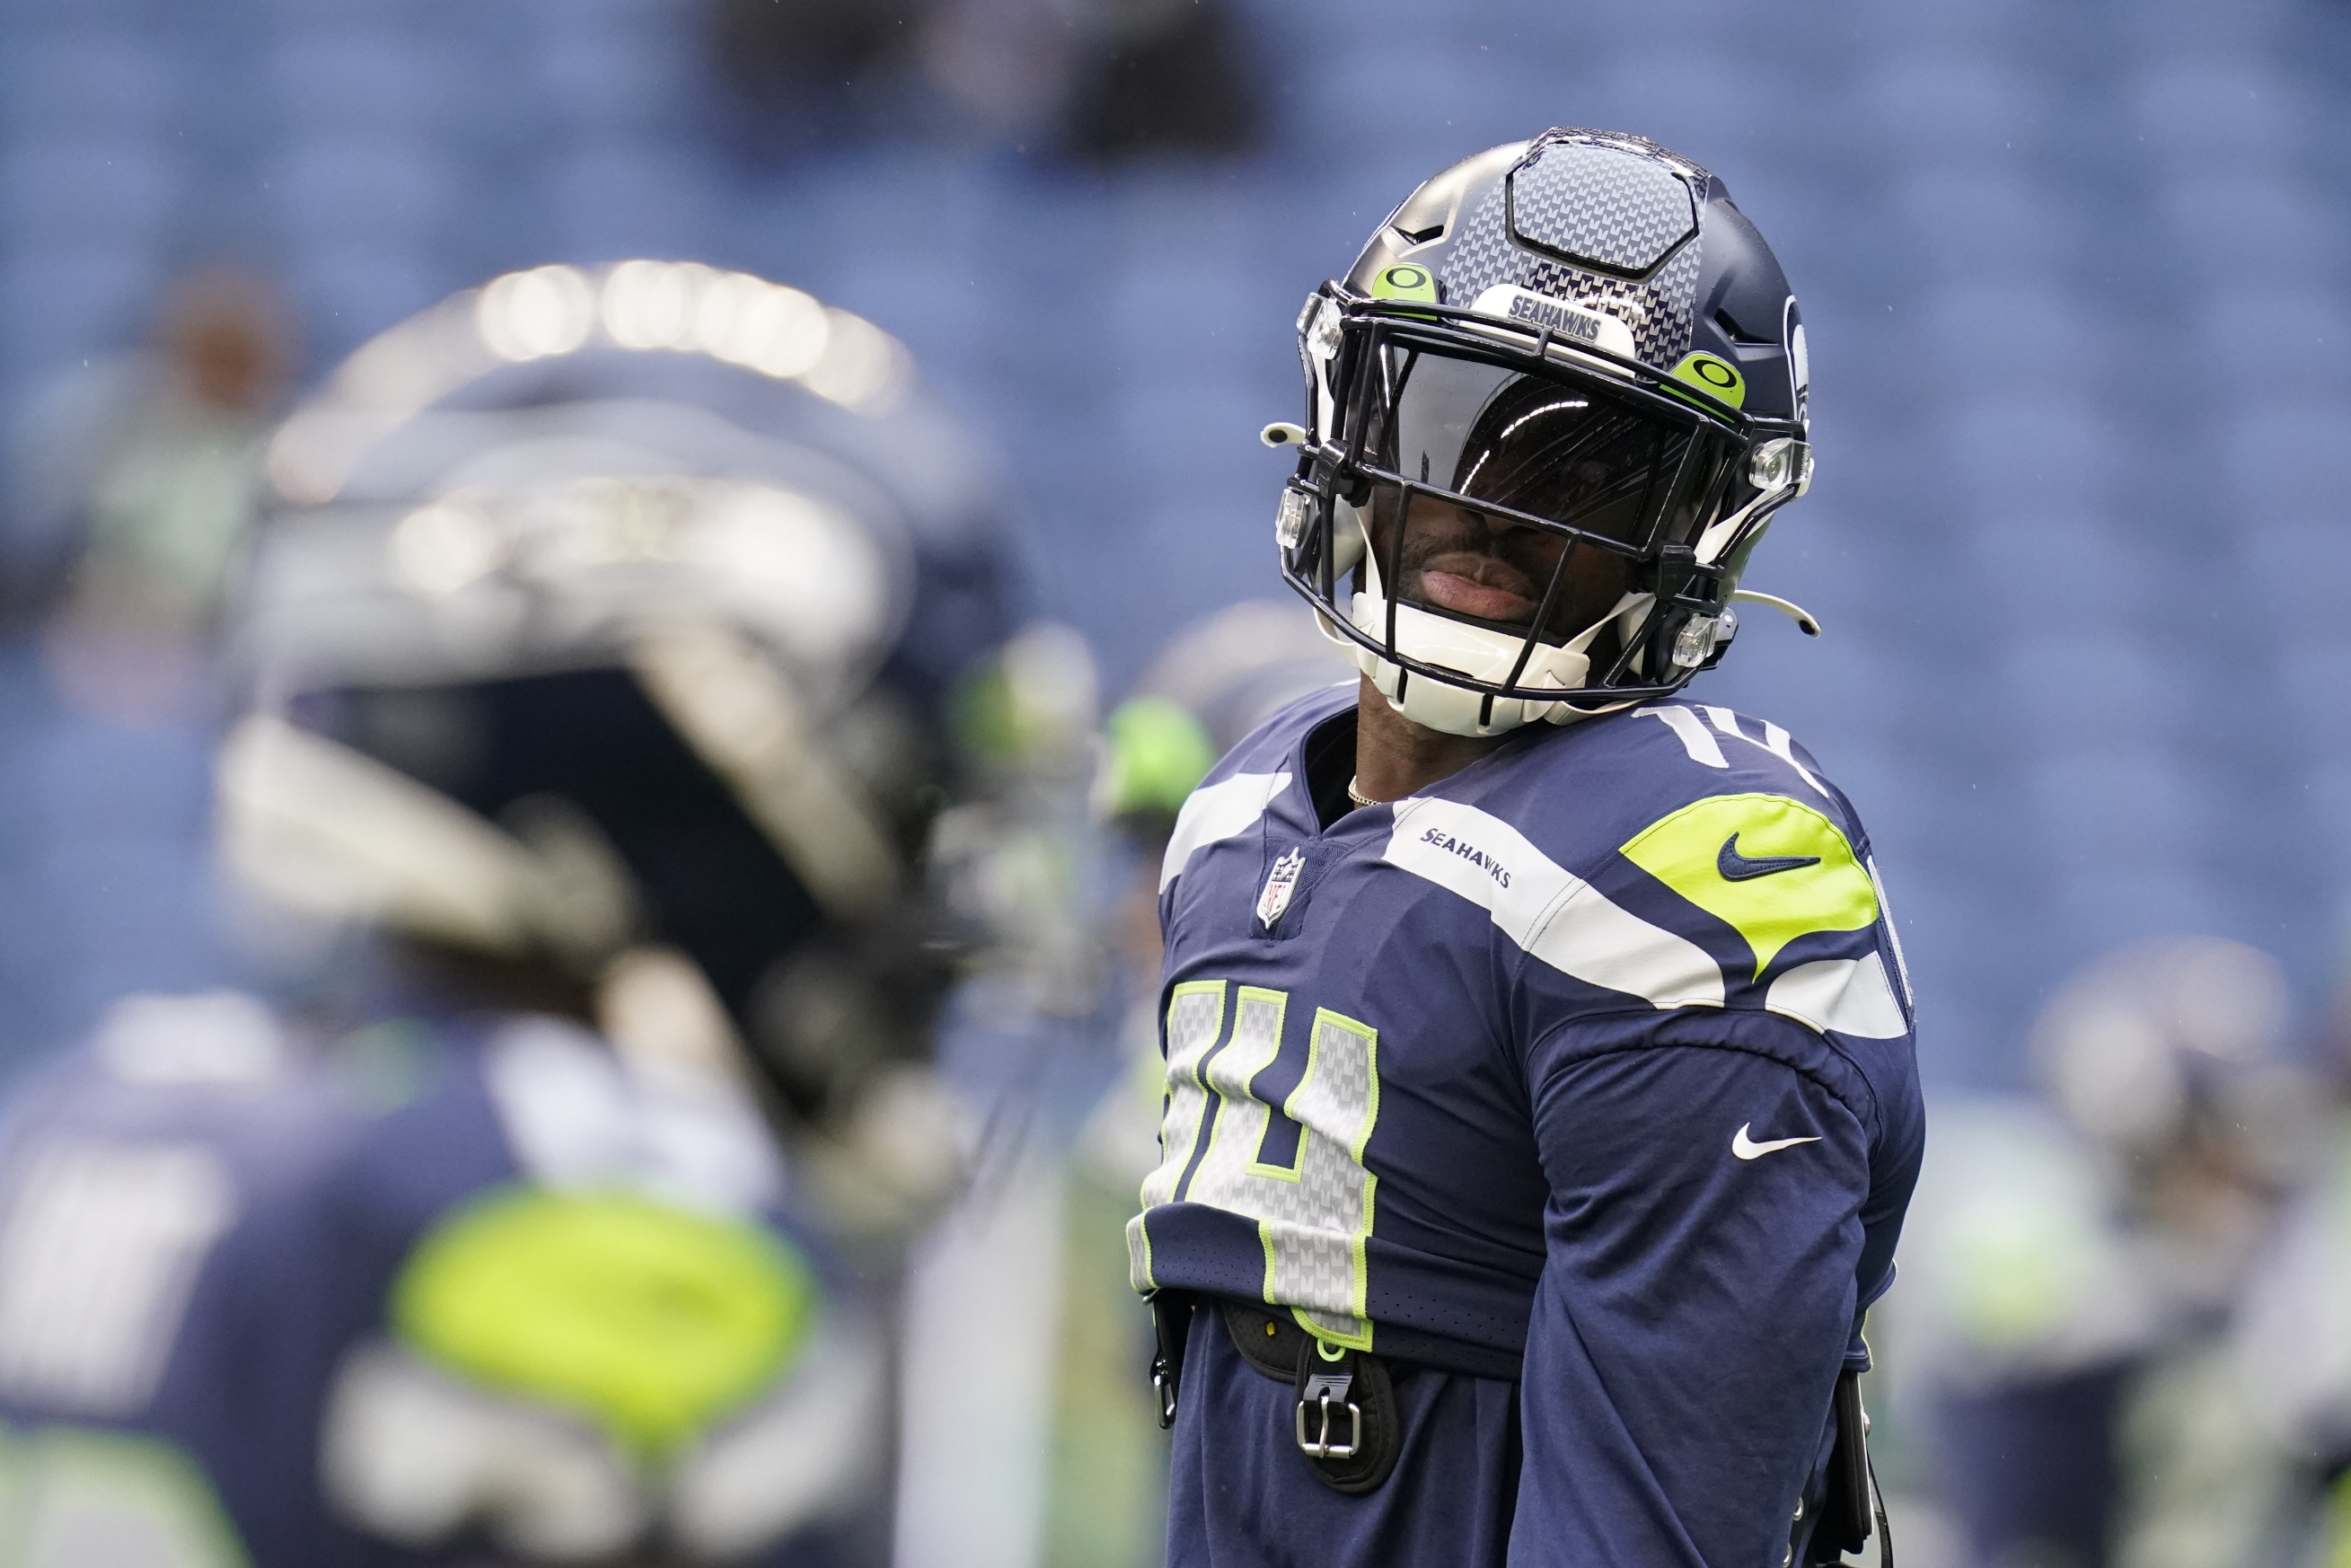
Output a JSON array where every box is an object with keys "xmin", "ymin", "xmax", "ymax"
[
  {"xmin": 1346, "ymin": 589, "xmax": 1591, "ymax": 737},
  {"xmin": 1332, "ymin": 498, "xmax": 1369, "ymax": 578}
]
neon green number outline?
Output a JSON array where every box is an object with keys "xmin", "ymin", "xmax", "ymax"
[
  {"xmin": 1273, "ymin": 1006, "xmax": 1380, "ymax": 1350},
  {"xmin": 1140, "ymin": 984, "xmax": 1384, "ymax": 1352},
  {"xmin": 1130, "ymin": 979, "xmax": 1229, "ymax": 1291}
]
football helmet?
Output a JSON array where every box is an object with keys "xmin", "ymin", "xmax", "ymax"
[
  {"xmin": 1274, "ymin": 128, "xmax": 1815, "ymax": 736},
  {"xmin": 222, "ymin": 260, "xmax": 1013, "ymax": 1137}
]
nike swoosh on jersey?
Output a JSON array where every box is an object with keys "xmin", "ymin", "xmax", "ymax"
[
  {"xmin": 1716, "ymin": 832, "xmax": 1821, "ymax": 882},
  {"xmin": 1730, "ymin": 1123, "xmax": 1822, "ymax": 1160}
]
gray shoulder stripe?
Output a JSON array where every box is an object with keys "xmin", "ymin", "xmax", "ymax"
[
  {"xmin": 1695, "ymin": 706, "xmax": 1829, "ymax": 799},
  {"xmin": 1640, "ymin": 705, "xmax": 1728, "ymax": 768},
  {"xmin": 1765, "ymin": 953, "xmax": 1908, "ymax": 1039},
  {"xmin": 1159, "ymin": 771, "xmax": 1290, "ymax": 891},
  {"xmin": 1383, "ymin": 797, "xmax": 1722, "ymax": 1009}
]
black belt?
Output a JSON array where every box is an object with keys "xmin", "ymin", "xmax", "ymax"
[
  {"xmin": 1149, "ymin": 1291, "xmax": 1403, "ymax": 1494},
  {"xmin": 1151, "ymin": 1291, "xmax": 1884, "ymax": 1536}
]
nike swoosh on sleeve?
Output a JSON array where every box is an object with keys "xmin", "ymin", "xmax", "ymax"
[{"xmin": 1730, "ymin": 1123, "xmax": 1822, "ymax": 1159}]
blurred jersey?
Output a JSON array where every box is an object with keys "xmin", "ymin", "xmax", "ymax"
[
  {"xmin": 1886, "ymin": 940, "xmax": 2300, "ymax": 1568},
  {"xmin": 0, "ymin": 991, "xmax": 880, "ymax": 1568}
]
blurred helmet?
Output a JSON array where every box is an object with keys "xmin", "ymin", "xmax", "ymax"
[
  {"xmin": 2032, "ymin": 936, "xmax": 2294, "ymax": 1164},
  {"xmin": 1095, "ymin": 598, "xmax": 1352, "ymax": 837},
  {"xmin": 1275, "ymin": 128, "xmax": 1813, "ymax": 737},
  {"xmin": 220, "ymin": 260, "xmax": 1014, "ymax": 1132}
]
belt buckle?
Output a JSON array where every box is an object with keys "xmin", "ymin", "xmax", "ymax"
[{"xmin": 1294, "ymin": 1372, "xmax": 1361, "ymax": 1459}]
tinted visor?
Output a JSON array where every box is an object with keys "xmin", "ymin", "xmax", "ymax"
[
  {"xmin": 1362, "ymin": 346, "xmax": 1740, "ymax": 549},
  {"xmin": 1347, "ymin": 341, "xmax": 1746, "ymax": 650}
]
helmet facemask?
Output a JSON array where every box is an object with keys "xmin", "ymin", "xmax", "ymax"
[{"xmin": 1281, "ymin": 288, "xmax": 1809, "ymax": 736}]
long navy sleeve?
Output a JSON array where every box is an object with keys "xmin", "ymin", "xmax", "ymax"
[{"xmin": 1510, "ymin": 1007, "xmax": 1911, "ymax": 1566}]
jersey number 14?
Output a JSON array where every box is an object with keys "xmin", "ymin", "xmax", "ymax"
[{"xmin": 1134, "ymin": 981, "xmax": 1380, "ymax": 1348}]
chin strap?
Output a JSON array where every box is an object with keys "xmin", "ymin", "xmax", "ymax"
[{"xmin": 1691, "ymin": 467, "xmax": 1802, "ymax": 567}]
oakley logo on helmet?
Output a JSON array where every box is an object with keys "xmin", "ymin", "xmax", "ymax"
[
  {"xmin": 1372, "ymin": 265, "xmax": 1440, "ymax": 304},
  {"xmin": 1669, "ymin": 353, "xmax": 1746, "ymax": 410}
]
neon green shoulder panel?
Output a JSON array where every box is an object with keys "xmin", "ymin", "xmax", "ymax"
[
  {"xmin": 392, "ymin": 1185, "xmax": 818, "ymax": 1458},
  {"xmin": 1618, "ymin": 792, "xmax": 1877, "ymax": 975}
]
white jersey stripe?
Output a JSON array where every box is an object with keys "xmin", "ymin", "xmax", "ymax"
[
  {"xmin": 1639, "ymin": 705, "xmax": 1729, "ymax": 769},
  {"xmin": 1757, "ymin": 720, "xmax": 1829, "ymax": 797},
  {"xmin": 1765, "ymin": 953, "xmax": 1909, "ymax": 1039},
  {"xmin": 1863, "ymin": 857, "xmax": 1915, "ymax": 1010},
  {"xmin": 1159, "ymin": 771, "xmax": 1290, "ymax": 891},
  {"xmin": 1383, "ymin": 798, "xmax": 1722, "ymax": 1010},
  {"xmin": 1698, "ymin": 706, "xmax": 1828, "ymax": 799}
]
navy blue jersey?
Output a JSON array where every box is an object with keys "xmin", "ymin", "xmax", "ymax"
[
  {"xmin": 0, "ymin": 1000, "xmax": 878, "ymax": 1568},
  {"xmin": 0, "ymin": 996, "xmax": 366, "ymax": 1568},
  {"xmin": 1130, "ymin": 687, "xmax": 1924, "ymax": 1565}
]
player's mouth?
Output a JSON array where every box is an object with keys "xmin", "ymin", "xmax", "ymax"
[{"xmin": 1416, "ymin": 552, "xmax": 1541, "ymax": 625}]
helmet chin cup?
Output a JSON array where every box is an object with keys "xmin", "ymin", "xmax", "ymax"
[{"xmin": 1346, "ymin": 589, "xmax": 1595, "ymax": 738}]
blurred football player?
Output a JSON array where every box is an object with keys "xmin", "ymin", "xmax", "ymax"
[
  {"xmin": 0, "ymin": 261, "xmax": 1017, "ymax": 1567},
  {"xmin": 1127, "ymin": 128, "xmax": 1924, "ymax": 1567},
  {"xmin": 1894, "ymin": 937, "xmax": 2302, "ymax": 1568},
  {"xmin": 1022, "ymin": 602, "xmax": 1349, "ymax": 1566},
  {"xmin": 2239, "ymin": 1149, "xmax": 2351, "ymax": 1561}
]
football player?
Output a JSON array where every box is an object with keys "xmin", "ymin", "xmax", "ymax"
[
  {"xmin": 1129, "ymin": 129, "xmax": 1924, "ymax": 1567},
  {"xmin": 0, "ymin": 262, "xmax": 1017, "ymax": 1567}
]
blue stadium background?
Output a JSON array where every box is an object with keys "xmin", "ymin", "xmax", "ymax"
[{"xmin": 0, "ymin": 0, "xmax": 2346, "ymax": 1091}]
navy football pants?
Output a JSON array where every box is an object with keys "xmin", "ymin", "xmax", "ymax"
[{"xmin": 1165, "ymin": 1305, "xmax": 1523, "ymax": 1568}]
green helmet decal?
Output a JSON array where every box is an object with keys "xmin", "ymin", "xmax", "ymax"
[
  {"xmin": 1369, "ymin": 264, "xmax": 1440, "ymax": 304},
  {"xmin": 1618, "ymin": 793, "xmax": 1877, "ymax": 976},
  {"xmin": 1667, "ymin": 352, "xmax": 1746, "ymax": 410},
  {"xmin": 1100, "ymin": 697, "xmax": 1219, "ymax": 818},
  {"xmin": 392, "ymin": 1185, "xmax": 819, "ymax": 1458}
]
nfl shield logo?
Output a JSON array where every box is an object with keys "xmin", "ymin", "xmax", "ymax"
[{"xmin": 1256, "ymin": 849, "xmax": 1306, "ymax": 929}]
